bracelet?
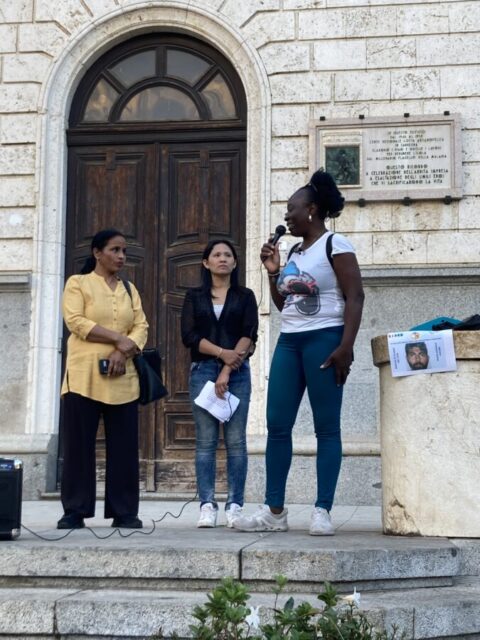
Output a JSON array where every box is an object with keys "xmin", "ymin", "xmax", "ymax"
[
  {"xmin": 217, "ymin": 348, "xmax": 224, "ymax": 359},
  {"xmin": 268, "ymin": 271, "xmax": 280, "ymax": 278}
]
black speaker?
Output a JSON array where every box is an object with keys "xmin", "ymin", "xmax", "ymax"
[{"xmin": 0, "ymin": 458, "xmax": 22, "ymax": 540}]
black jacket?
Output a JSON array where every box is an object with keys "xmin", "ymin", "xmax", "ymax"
[{"xmin": 181, "ymin": 286, "xmax": 258, "ymax": 362}]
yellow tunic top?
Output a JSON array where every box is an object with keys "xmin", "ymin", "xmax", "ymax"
[{"xmin": 61, "ymin": 271, "xmax": 149, "ymax": 404}]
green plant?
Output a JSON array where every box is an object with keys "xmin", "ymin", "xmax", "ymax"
[{"xmin": 185, "ymin": 576, "xmax": 406, "ymax": 640}]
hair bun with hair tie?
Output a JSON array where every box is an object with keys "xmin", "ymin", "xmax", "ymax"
[{"xmin": 308, "ymin": 169, "xmax": 345, "ymax": 218}]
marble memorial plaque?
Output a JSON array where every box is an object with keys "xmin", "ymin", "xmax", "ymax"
[{"xmin": 309, "ymin": 114, "xmax": 462, "ymax": 202}]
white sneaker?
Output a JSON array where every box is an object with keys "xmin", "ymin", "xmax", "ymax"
[
  {"xmin": 309, "ymin": 507, "xmax": 335, "ymax": 536},
  {"xmin": 232, "ymin": 505, "xmax": 288, "ymax": 532},
  {"xmin": 197, "ymin": 502, "xmax": 218, "ymax": 528},
  {"xmin": 225, "ymin": 503, "xmax": 243, "ymax": 528}
]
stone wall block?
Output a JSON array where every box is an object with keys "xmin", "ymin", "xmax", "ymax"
[
  {"xmin": 18, "ymin": 23, "xmax": 68, "ymax": 56},
  {"xmin": 440, "ymin": 67, "xmax": 480, "ymax": 99},
  {"xmin": 0, "ymin": 0, "xmax": 33, "ymax": 22},
  {"xmin": 0, "ymin": 114, "xmax": 37, "ymax": 144},
  {"xmin": 366, "ymin": 99, "xmax": 425, "ymax": 118},
  {"xmin": 449, "ymin": 1, "xmax": 480, "ymax": 33},
  {"xmin": 0, "ymin": 145, "xmax": 36, "ymax": 175},
  {"xmin": 271, "ymin": 72, "xmax": 331, "ymax": 104},
  {"xmin": 462, "ymin": 163, "xmax": 480, "ymax": 196},
  {"xmin": 0, "ymin": 176, "xmax": 35, "ymax": 207},
  {"xmin": 0, "ymin": 208, "xmax": 34, "ymax": 237},
  {"xmin": 260, "ymin": 42, "xmax": 310, "ymax": 75},
  {"xmin": 0, "ymin": 239, "xmax": 33, "ymax": 270},
  {"xmin": 271, "ymin": 169, "xmax": 308, "ymax": 201},
  {"xmin": 367, "ymin": 37, "xmax": 416, "ymax": 69},
  {"xmin": 83, "ymin": 0, "xmax": 127, "ymax": 16},
  {"xmin": 328, "ymin": 0, "xmax": 443, "ymax": 5},
  {"xmin": 3, "ymin": 53, "xmax": 53, "ymax": 84},
  {"xmin": 396, "ymin": 4, "xmax": 449, "ymax": 35},
  {"xmin": 272, "ymin": 105, "xmax": 311, "ymax": 136},
  {"xmin": 335, "ymin": 71, "xmax": 390, "ymax": 102},
  {"xmin": 190, "ymin": 0, "xmax": 224, "ymax": 10},
  {"xmin": 314, "ymin": 40, "xmax": 366, "ymax": 71},
  {"xmin": 298, "ymin": 9, "xmax": 345, "ymax": 40},
  {"xmin": 34, "ymin": 0, "xmax": 92, "ymax": 33},
  {"xmin": 220, "ymin": 0, "xmax": 280, "ymax": 28},
  {"xmin": 242, "ymin": 11, "xmax": 295, "ymax": 48},
  {"xmin": 458, "ymin": 197, "xmax": 480, "ymax": 229},
  {"xmin": 373, "ymin": 232, "xmax": 427, "ymax": 264},
  {"xmin": 427, "ymin": 230, "xmax": 480, "ymax": 263},
  {"xmin": 391, "ymin": 201, "xmax": 458, "ymax": 232},
  {"xmin": 417, "ymin": 33, "xmax": 480, "ymax": 67},
  {"xmin": 0, "ymin": 84, "xmax": 40, "ymax": 113},
  {"xmin": 334, "ymin": 203, "xmax": 392, "ymax": 233},
  {"xmin": 391, "ymin": 68, "xmax": 440, "ymax": 100},
  {"xmin": 345, "ymin": 7, "xmax": 396, "ymax": 38},
  {"xmin": 0, "ymin": 25, "xmax": 17, "ymax": 53},
  {"xmin": 283, "ymin": 0, "xmax": 325, "ymax": 8},
  {"xmin": 271, "ymin": 136, "xmax": 308, "ymax": 169},
  {"xmin": 342, "ymin": 231, "xmax": 373, "ymax": 265},
  {"xmin": 462, "ymin": 129, "xmax": 480, "ymax": 163}
]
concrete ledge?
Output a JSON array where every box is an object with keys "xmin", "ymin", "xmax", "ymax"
[
  {"xmin": 1, "ymin": 578, "xmax": 480, "ymax": 639},
  {"xmin": 0, "ymin": 530, "xmax": 459, "ymax": 589}
]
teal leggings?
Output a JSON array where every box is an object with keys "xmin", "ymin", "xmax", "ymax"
[{"xmin": 265, "ymin": 326, "xmax": 344, "ymax": 511}]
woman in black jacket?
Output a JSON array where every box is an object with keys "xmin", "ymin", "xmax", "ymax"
[{"xmin": 181, "ymin": 240, "xmax": 258, "ymax": 528}]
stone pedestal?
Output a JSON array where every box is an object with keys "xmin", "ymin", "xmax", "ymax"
[{"xmin": 372, "ymin": 331, "xmax": 480, "ymax": 537}]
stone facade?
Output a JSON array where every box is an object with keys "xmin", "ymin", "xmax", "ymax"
[{"xmin": 1, "ymin": 0, "xmax": 479, "ymax": 501}]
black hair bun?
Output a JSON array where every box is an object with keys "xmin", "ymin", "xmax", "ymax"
[{"xmin": 309, "ymin": 169, "xmax": 345, "ymax": 218}]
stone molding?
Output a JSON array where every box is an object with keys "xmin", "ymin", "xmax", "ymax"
[
  {"xmin": 362, "ymin": 265, "xmax": 480, "ymax": 287},
  {"xmin": 247, "ymin": 435, "xmax": 380, "ymax": 456},
  {"xmin": 0, "ymin": 433, "xmax": 56, "ymax": 454},
  {"xmin": 0, "ymin": 271, "xmax": 30, "ymax": 292}
]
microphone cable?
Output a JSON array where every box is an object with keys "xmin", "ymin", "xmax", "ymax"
[{"xmin": 20, "ymin": 492, "xmax": 198, "ymax": 541}]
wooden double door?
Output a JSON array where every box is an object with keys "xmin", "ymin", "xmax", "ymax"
[{"xmin": 64, "ymin": 139, "xmax": 246, "ymax": 491}]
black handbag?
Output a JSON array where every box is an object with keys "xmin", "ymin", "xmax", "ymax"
[
  {"xmin": 122, "ymin": 280, "xmax": 168, "ymax": 405},
  {"xmin": 133, "ymin": 349, "xmax": 168, "ymax": 405}
]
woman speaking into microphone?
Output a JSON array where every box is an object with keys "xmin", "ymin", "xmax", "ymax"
[{"xmin": 234, "ymin": 169, "xmax": 364, "ymax": 536}]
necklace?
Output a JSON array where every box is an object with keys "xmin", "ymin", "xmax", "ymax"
[{"xmin": 300, "ymin": 229, "xmax": 327, "ymax": 252}]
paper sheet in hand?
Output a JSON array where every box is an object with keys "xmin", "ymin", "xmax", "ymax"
[{"xmin": 194, "ymin": 380, "xmax": 240, "ymax": 422}]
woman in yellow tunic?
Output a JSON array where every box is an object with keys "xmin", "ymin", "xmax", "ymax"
[{"xmin": 58, "ymin": 229, "xmax": 148, "ymax": 530}]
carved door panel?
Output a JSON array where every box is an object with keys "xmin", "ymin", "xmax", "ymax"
[
  {"xmin": 155, "ymin": 141, "xmax": 245, "ymax": 491},
  {"xmin": 64, "ymin": 144, "xmax": 158, "ymax": 488}
]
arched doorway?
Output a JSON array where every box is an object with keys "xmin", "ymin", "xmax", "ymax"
[{"xmin": 63, "ymin": 33, "xmax": 247, "ymax": 493}]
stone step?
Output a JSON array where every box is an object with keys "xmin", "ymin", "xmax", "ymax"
[
  {"xmin": 0, "ymin": 528, "xmax": 463, "ymax": 593},
  {"xmin": 0, "ymin": 578, "xmax": 479, "ymax": 639}
]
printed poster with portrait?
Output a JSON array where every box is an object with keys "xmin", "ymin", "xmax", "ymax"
[{"xmin": 387, "ymin": 330, "xmax": 457, "ymax": 377}]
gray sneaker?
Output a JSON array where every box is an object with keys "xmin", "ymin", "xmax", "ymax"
[
  {"xmin": 232, "ymin": 504, "xmax": 288, "ymax": 532},
  {"xmin": 309, "ymin": 507, "xmax": 334, "ymax": 535}
]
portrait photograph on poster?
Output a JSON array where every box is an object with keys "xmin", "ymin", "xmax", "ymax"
[{"xmin": 387, "ymin": 329, "xmax": 457, "ymax": 377}]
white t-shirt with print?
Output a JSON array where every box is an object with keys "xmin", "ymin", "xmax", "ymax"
[{"xmin": 277, "ymin": 231, "xmax": 355, "ymax": 333}]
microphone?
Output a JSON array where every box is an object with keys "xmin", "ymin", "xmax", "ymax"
[
  {"xmin": 270, "ymin": 224, "xmax": 286, "ymax": 246},
  {"xmin": 261, "ymin": 224, "xmax": 286, "ymax": 262}
]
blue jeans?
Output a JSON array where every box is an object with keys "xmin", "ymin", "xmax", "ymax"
[
  {"xmin": 265, "ymin": 326, "xmax": 344, "ymax": 511},
  {"xmin": 189, "ymin": 359, "xmax": 251, "ymax": 509}
]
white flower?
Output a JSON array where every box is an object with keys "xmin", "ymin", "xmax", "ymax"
[
  {"xmin": 342, "ymin": 587, "xmax": 361, "ymax": 607},
  {"xmin": 245, "ymin": 605, "xmax": 261, "ymax": 629}
]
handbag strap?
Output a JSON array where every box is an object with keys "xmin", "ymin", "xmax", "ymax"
[{"xmin": 122, "ymin": 279, "xmax": 133, "ymax": 302}]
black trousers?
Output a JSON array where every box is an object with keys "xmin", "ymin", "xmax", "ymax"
[{"xmin": 61, "ymin": 392, "xmax": 140, "ymax": 519}]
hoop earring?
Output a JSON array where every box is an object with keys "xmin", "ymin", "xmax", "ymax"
[{"xmin": 308, "ymin": 214, "xmax": 313, "ymax": 223}]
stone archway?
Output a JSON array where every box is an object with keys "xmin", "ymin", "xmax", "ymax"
[{"xmin": 28, "ymin": 3, "xmax": 271, "ymax": 490}]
